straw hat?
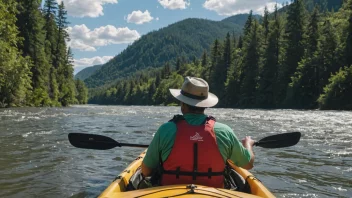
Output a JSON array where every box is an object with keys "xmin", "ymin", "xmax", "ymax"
[{"xmin": 169, "ymin": 76, "xmax": 218, "ymax": 108}]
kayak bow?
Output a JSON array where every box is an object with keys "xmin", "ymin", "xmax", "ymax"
[{"xmin": 98, "ymin": 150, "xmax": 275, "ymax": 198}]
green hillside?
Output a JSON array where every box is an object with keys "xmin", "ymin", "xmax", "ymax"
[
  {"xmin": 75, "ymin": 65, "xmax": 102, "ymax": 81},
  {"xmin": 89, "ymin": 0, "xmax": 352, "ymax": 110},
  {"xmin": 84, "ymin": 18, "xmax": 244, "ymax": 88},
  {"xmin": 222, "ymin": 14, "xmax": 261, "ymax": 26}
]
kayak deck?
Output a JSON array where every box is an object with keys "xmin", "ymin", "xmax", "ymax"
[
  {"xmin": 99, "ymin": 150, "xmax": 275, "ymax": 198},
  {"xmin": 101, "ymin": 184, "xmax": 263, "ymax": 198}
]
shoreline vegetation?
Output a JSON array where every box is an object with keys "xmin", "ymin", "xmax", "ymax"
[
  {"xmin": 1, "ymin": 0, "xmax": 351, "ymax": 110},
  {"xmin": 89, "ymin": 0, "xmax": 352, "ymax": 110},
  {"xmin": 0, "ymin": 0, "xmax": 88, "ymax": 108}
]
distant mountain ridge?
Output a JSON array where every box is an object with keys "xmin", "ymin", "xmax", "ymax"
[
  {"xmin": 75, "ymin": 65, "xmax": 102, "ymax": 81},
  {"xmin": 84, "ymin": 16, "xmax": 250, "ymax": 88},
  {"xmin": 221, "ymin": 14, "xmax": 262, "ymax": 27}
]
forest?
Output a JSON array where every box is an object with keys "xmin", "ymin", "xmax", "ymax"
[
  {"xmin": 84, "ymin": 18, "xmax": 244, "ymax": 88},
  {"xmin": 90, "ymin": 0, "xmax": 352, "ymax": 110},
  {"xmin": 0, "ymin": 0, "xmax": 88, "ymax": 107}
]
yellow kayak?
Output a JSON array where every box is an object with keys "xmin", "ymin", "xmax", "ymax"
[{"xmin": 99, "ymin": 150, "xmax": 275, "ymax": 198}]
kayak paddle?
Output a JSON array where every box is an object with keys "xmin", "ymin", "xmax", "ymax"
[
  {"xmin": 68, "ymin": 132, "xmax": 301, "ymax": 150},
  {"xmin": 253, "ymin": 132, "xmax": 301, "ymax": 148},
  {"xmin": 68, "ymin": 133, "xmax": 149, "ymax": 150}
]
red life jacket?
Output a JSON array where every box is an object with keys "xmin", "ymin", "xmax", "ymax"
[{"xmin": 161, "ymin": 116, "xmax": 225, "ymax": 187}]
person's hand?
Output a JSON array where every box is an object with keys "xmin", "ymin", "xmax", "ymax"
[
  {"xmin": 242, "ymin": 136, "xmax": 255, "ymax": 148},
  {"xmin": 241, "ymin": 136, "xmax": 255, "ymax": 170}
]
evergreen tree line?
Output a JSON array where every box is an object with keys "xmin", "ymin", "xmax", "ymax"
[
  {"xmin": 90, "ymin": 0, "xmax": 352, "ymax": 110},
  {"xmin": 0, "ymin": 0, "xmax": 88, "ymax": 107}
]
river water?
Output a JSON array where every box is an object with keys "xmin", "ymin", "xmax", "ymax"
[{"xmin": 0, "ymin": 105, "xmax": 351, "ymax": 198}]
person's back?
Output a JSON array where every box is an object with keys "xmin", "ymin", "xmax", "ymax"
[{"xmin": 141, "ymin": 77, "xmax": 255, "ymax": 187}]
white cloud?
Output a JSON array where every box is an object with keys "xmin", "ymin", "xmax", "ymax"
[
  {"xmin": 203, "ymin": 0, "xmax": 281, "ymax": 16},
  {"xmin": 67, "ymin": 24, "xmax": 140, "ymax": 51},
  {"xmin": 57, "ymin": 0, "xmax": 118, "ymax": 18},
  {"xmin": 74, "ymin": 56, "xmax": 114, "ymax": 66},
  {"xmin": 156, "ymin": 17, "xmax": 160, "ymax": 21},
  {"xmin": 74, "ymin": 56, "xmax": 113, "ymax": 74},
  {"xmin": 126, "ymin": 10, "xmax": 154, "ymax": 25},
  {"xmin": 158, "ymin": 0, "xmax": 190, "ymax": 10},
  {"xmin": 70, "ymin": 40, "xmax": 97, "ymax": 52}
]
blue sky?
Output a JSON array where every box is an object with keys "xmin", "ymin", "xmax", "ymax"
[{"xmin": 59, "ymin": 0, "xmax": 286, "ymax": 74}]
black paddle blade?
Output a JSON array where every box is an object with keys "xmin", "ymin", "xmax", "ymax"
[
  {"xmin": 68, "ymin": 133, "xmax": 120, "ymax": 150},
  {"xmin": 254, "ymin": 132, "xmax": 301, "ymax": 148}
]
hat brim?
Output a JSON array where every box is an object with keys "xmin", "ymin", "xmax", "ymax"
[{"xmin": 169, "ymin": 89, "xmax": 219, "ymax": 108}]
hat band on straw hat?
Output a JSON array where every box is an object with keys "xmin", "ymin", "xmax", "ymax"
[{"xmin": 180, "ymin": 90, "xmax": 208, "ymax": 100}]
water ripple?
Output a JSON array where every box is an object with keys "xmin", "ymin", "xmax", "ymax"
[{"xmin": 0, "ymin": 105, "xmax": 351, "ymax": 198}]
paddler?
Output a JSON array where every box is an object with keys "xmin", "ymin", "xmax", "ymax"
[{"xmin": 141, "ymin": 76, "xmax": 255, "ymax": 187}]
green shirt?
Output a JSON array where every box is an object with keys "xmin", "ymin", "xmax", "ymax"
[{"xmin": 143, "ymin": 114, "xmax": 251, "ymax": 169}]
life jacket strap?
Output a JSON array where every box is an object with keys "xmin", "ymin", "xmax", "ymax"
[
  {"xmin": 193, "ymin": 143, "xmax": 198, "ymax": 180},
  {"xmin": 169, "ymin": 115, "xmax": 185, "ymax": 123},
  {"xmin": 169, "ymin": 115, "xmax": 216, "ymax": 124},
  {"xmin": 208, "ymin": 168, "xmax": 212, "ymax": 179}
]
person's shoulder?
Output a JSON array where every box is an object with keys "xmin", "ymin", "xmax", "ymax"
[
  {"xmin": 214, "ymin": 121, "xmax": 233, "ymax": 133},
  {"xmin": 157, "ymin": 121, "xmax": 177, "ymax": 132}
]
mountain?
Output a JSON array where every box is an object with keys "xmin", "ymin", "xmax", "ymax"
[
  {"xmin": 87, "ymin": 0, "xmax": 352, "ymax": 110},
  {"xmin": 222, "ymin": 14, "xmax": 261, "ymax": 27},
  {"xmin": 75, "ymin": 65, "xmax": 102, "ymax": 81},
  {"xmin": 84, "ymin": 18, "xmax": 246, "ymax": 88}
]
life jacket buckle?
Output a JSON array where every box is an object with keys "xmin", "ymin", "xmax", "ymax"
[{"xmin": 186, "ymin": 184, "xmax": 197, "ymax": 193}]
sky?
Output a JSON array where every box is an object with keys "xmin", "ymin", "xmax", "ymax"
[{"xmin": 58, "ymin": 0, "xmax": 286, "ymax": 74}]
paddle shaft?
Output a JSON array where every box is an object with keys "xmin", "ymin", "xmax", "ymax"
[
  {"xmin": 120, "ymin": 143, "xmax": 148, "ymax": 148},
  {"xmin": 68, "ymin": 132, "xmax": 301, "ymax": 150}
]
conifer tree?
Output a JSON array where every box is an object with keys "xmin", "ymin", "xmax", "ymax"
[
  {"xmin": 232, "ymin": 32, "xmax": 237, "ymax": 49},
  {"xmin": 243, "ymin": 11, "xmax": 253, "ymax": 36},
  {"xmin": 201, "ymin": 51, "xmax": 208, "ymax": 68},
  {"xmin": 318, "ymin": 20, "xmax": 339, "ymax": 90},
  {"xmin": 307, "ymin": 6, "xmax": 320, "ymax": 56},
  {"xmin": 43, "ymin": 0, "xmax": 58, "ymax": 46},
  {"xmin": 240, "ymin": 19, "xmax": 260, "ymax": 107},
  {"xmin": 0, "ymin": 0, "xmax": 32, "ymax": 107},
  {"xmin": 225, "ymin": 50, "xmax": 242, "ymax": 107},
  {"xmin": 263, "ymin": 6, "xmax": 270, "ymax": 46},
  {"xmin": 209, "ymin": 39, "xmax": 221, "ymax": 83},
  {"xmin": 201, "ymin": 51, "xmax": 209, "ymax": 80},
  {"xmin": 176, "ymin": 57, "xmax": 181, "ymax": 71},
  {"xmin": 148, "ymin": 82, "xmax": 156, "ymax": 104},
  {"xmin": 75, "ymin": 79, "xmax": 88, "ymax": 104},
  {"xmin": 257, "ymin": 4, "xmax": 283, "ymax": 108},
  {"xmin": 345, "ymin": 12, "xmax": 352, "ymax": 66},
  {"xmin": 55, "ymin": 2, "xmax": 76, "ymax": 106},
  {"xmin": 277, "ymin": 0, "xmax": 307, "ymax": 106},
  {"xmin": 210, "ymin": 33, "xmax": 231, "ymax": 102},
  {"xmin": 155, "ymin": 73, "xmax": 161, "ymax": 86},
  {"xmin": 285, "ymin": 5, "xmax": 321, "ymax": 108},
  {"xmin": 16, "ymin": 0, "xmax": 51, "ymax": 106},
  {"xmin": 237, "ymin": 36, "xmax": 243, "ymax": 49},
  {"xmin": 162, "ymin": 62, "xmax": 171, "ymax": 78},
  {"xmin": 43, "ymin": 0, "xmax": 59, "ymax": 102},
  {"xmin": 223, "ymin": 33, "xmax": 232, "ymax": 73}
]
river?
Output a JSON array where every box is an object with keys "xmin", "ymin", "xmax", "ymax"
[{"xmin": 0, "ymin": 105, "xmax": 351, "ymax": 198}]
